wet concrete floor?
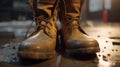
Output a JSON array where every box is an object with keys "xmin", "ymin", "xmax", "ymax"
[{"xmin": 0, "ymin": 42, "xmax": 98, "ymax": 67}]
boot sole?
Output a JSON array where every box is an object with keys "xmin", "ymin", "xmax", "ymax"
[
  {"xmin": 66, "ymin": 47, "xmax": 100, "ymax": 55},
  {"xmin": 18, "ymin": 51, "xmax": 56, "ymax": 60}
]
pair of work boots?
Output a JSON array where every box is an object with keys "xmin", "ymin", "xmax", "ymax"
[{"xmin": 18, "ymin": 0, "xmax": 100, "ymax": 59}]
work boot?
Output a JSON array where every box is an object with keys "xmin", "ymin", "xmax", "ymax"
[
  {"xmin": 18, "ymin": 0, "xmax": 59, "ymax": 59},
  {"xmin": 59, "ymin": 0, "xmax": 100, "ymax": 55}
]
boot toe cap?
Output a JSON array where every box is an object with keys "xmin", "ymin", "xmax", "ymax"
[
  {"xmin": 65, "ymin": 39, "xmax": 100, "ymax": 54},
  {"xmin": 18, "ymin": 42, "xmax": 56, "ymax": 59},
  {"xmin": 66, "ymin": 38, "xmax": 100, "ymax": 49}
]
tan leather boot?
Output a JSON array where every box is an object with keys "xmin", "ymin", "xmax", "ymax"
[
  {"xmin": 18, "ymin": 0, "xmax": 58, "ymax": 59},
  {"xmin": 59, "ymin": 0, "xmax": 100, "ymax": 55}
]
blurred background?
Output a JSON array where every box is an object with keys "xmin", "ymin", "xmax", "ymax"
[
  {"xmin": 0, "ymin": 0, "xmax": 32, "ymax": 21},
  {"xmin": 0, "ymin": 0, "xmax": 120, "ymax": 43},
  {"xmin": 82, "ymin": 0, "xmax": 120, "ymax": 22},
  {"xmin": 1, "ymin": 0, "xmax": 120, "ymax": 21}
]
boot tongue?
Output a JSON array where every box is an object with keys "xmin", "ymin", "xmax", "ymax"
[
  {"xmin": 71, "ymin": 21, "xmax": 79, "ymax": 29},
  {"xmin": 38, "ymin": 20, "xmax": 55, "ymax": 38},
  {"xmin": 40, "ymin": 21, "xmax": 46, "ymax": 27}
]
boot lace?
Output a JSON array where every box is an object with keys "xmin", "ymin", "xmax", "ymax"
[
  {"xmin": 65, "ymin": 16, "xmax": 87, "ymax": 35},
  {"xmin": 65, "ymin": 16, "xmax": 80, "ymax": 29},
  {"xmin": 25, "ymin": 15, "xmax": 54, "ymax": 38}
]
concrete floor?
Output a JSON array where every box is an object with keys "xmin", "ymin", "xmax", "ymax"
[{"xmin": 0, "ymin": 21, "xmax": 120, "ymax": 67}]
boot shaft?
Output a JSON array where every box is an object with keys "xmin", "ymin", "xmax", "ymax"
[
  {"xmin": 27, "ymin": 0, "xmax": 59, "ymax": 37},
  {"xmin": 28, "ymin": 0, "xmax": 59, "ymax": 18},
  {"xmin": 28, "ymin": 0, "xmax": 84, "ymax": 22},
  {"xmin": 60, "ymin": 0, "xmax": 87, "ymax": 36},
  {"xmin": 59, "ymin": 0, "xmax": 84, "ymax": 19},
  {"xmin": 28, "ymin": 0, "xmax": 59, "ymax": 28},
  {"xmin": 28, "ymin": 0, "xmax": 84, "ymax": 20}
]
